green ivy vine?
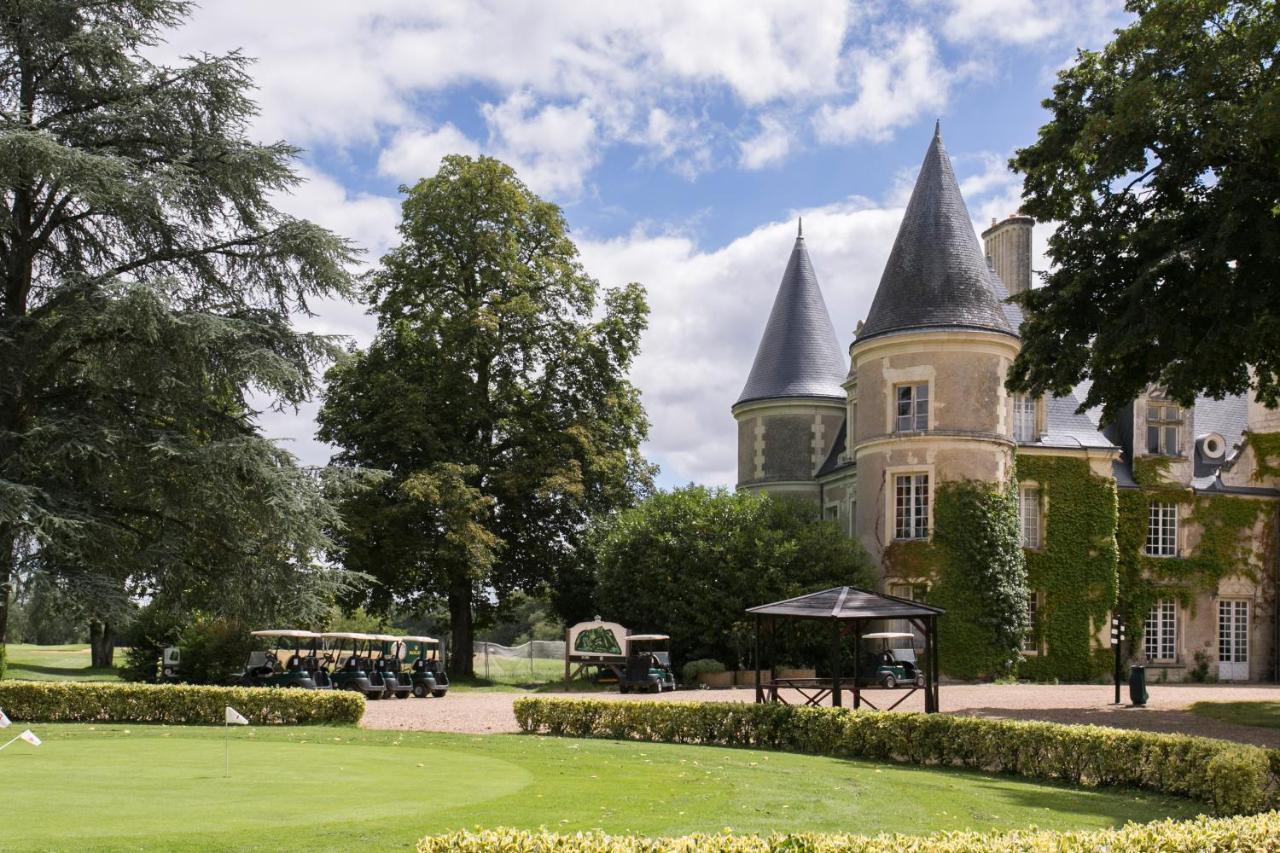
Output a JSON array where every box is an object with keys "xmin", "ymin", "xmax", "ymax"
[
  {"xmin": 1014, "ymin": 454, "xmax": 1119, "ymax": 682},
  {"xmin": 1116, "ymin": 456, "xmax": 1274, "ymax": 647},
  {"xmin": 1247, "ymin": 432, "xmax": 1280, "ymax": 481},
  {"xmin": 884, "ymin": 477, "xmax": 1028, "ymax": 680}
]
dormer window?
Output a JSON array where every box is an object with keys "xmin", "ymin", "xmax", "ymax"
[
  {"xmin": 1147, "ymin": 403, "xmax": 1183, "ymax": 456},
  {"xmin": 1014, "ymin": 394, "xmax": 1037, "ymax": 442},
  {"xmin": 895, "ymin": 383, "xmax": 929, "ymax": 432}
]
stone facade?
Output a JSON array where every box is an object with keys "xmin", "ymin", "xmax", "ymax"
[{"xmin": 733, "ymin": 128, "xmax": 1279, "ymax": 682}]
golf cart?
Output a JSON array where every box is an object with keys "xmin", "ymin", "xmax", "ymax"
[
  {"xmin": 857, "ymin": 632, "xmax": 926, "ymax": 689},
  {"xmin": 402, "ymin": 635, "xmax": 449, "ymax": 698},
  {"xmin": 320, "ymin": 632, "xmax": 387, "ymax": 700},
  {"xmin": 238, "ymin": 630, "xmax": 320, "ymax": 689},
  {"xmin": 368, "ymin": 634, "xmax": 414, "ymax": 699},
  {"xmin": 618, "ymin": 634, "xmax": 676, "ymax": 693}
]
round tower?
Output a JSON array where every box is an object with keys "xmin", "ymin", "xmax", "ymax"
[
  {"xmin": 850, "ymin": 124, "xmax": 1020, "ymax": 569},
  {"xmin": 733, "ymin": 221, "xmax": 847, "ymax": 503}
]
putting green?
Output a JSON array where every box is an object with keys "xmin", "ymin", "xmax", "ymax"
[{"xmin": 0, "ymin": 725, "xmax": 1205, "ymax": 852}]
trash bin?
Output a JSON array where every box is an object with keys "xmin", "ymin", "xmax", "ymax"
[{"xmin": 1128, "ymin": 664, "xmax": 1148, "ymax": 706}]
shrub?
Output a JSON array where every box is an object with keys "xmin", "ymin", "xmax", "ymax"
[
  {"xmin": 513, "ymin": 698, "xmax": 1277, "ymax": 816},
  {"xmin": 0, "ymin": 681, "xmax": 363, "ymax": 725},
  {"xmin": 680, "ymin": 659, "xmax": 725, "ymax": 683},
  {"xmin": 418, "ymin": 812, "xmax": 1280, "ymax": 852},
  {"xmin": 175, "ymin": 615, "xmax": 256, "ymax": 685}
]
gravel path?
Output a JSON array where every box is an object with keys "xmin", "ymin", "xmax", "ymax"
[{"xmin": 361, "ymin": 682, "xmax": 1280, "ymax": 746}]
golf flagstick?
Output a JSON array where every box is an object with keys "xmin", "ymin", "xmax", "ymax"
[
  {"xmin": 0, "ymin": 729, "xmax": 41, "ymax": 752},
  {"xmin": 224, "ymin": 706, "xmax": 249, "ymax": 777}
]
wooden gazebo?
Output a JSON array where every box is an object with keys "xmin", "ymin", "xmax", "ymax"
[{"xmin": 746, "ymin": 586, "xmax": 944, "ymax": 713}]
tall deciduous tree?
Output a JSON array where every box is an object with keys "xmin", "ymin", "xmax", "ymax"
[
  {"xmin": 1006, "ymin": 0, "xmax": 1280, "ymax": 420},
  {"xmin": 318, "ymin": 155, "xmax": 654, "ymax": 676},
  {"xmin": 0, "ymin": 1, "xmax": 361, "ymax": 665}
]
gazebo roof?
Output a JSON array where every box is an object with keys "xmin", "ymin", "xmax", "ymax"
[{"xmin": 746, "ymin": 586, "xmax": 944, "ymax": 620}]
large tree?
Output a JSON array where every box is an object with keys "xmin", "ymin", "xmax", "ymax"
[
  {"xmin": 0, "ymin": 1, "xmax": 360, "ymax": 664},
  {"xmin": 1006, "ymin": 0, "xmax": 1280, "ymax": 420},
  {"xmin": 318, "ymin": 155, "xmax": 653, "ymax": 676},
  {"xmin": 591, "ymin": 487, "xmax": 876, "ymax": 669}
]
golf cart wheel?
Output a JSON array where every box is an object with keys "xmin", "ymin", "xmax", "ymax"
[
  {"xmin": 431, "ymin": 689, "xmax": 447, "ymax": 698},
  {"xmin": 880, "ymin": 673, "xmax": 897, "ymax": 689},
  {"xmin": 413, "ymin": 683, "xmax": 428, "ymax": 698},
  {"xmin": 914, "ymin": 674, "xmax": 926, "ymax": 688}
]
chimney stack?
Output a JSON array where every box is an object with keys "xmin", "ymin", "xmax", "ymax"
[{"xmin": 981, "ymin": 214, "xmax": 1034, "ymax": 296}]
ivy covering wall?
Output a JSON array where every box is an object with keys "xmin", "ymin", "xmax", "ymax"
[
  {"xmin": 1247, "ymin": 432, "xmax": 1280, "ymax": 482},
  {"xmin": 1117, "ymin": 457, "xmax": 1274, "ymax": 646},
  {"xmin": 885, "ymin": 478, "xmax": 1028, "ymax": 680},
  {"xmin": 1016, "ymin": 455, "xmax": 1118, "ymax": 681}
]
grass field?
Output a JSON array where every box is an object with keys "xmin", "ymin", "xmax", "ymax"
[
  {"xmin": 1188, "ymin": 700, "xmax": 1280, "ymax": 730},
  {"xmin": 4, "ymin": 644, "xmax": 122, "ymax": 682},
  {"xmin": 0, "ymin": 724, "xmax": 1204, "ymax": 851}
]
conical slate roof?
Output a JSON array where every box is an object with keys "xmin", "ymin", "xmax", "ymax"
[
  {"xmin": 856, "ymin": 124, "xmax": 1014, "ymax": 343},
  {"xmin": 737, "ymin": 223, "xmax": 848, "ymax": 405}
]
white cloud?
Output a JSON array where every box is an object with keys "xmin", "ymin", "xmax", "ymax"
[
  {"xmin": 378, "ymin": 124, "xmax": 481, "ymax": 184},
  {"xmin": 814, "ymin": 28, "xmax": 953, "ymax": 144},
  {"xmin": 739, "ymin": 116, "xmax": 792, "ymax": 171},
  {"xmin": 941, "ymin": 0, "xmax": 1128, "ymax": 47},
  {"xmin": 481, "ymin": 93, "xmax": 601, "ymax": 197}
]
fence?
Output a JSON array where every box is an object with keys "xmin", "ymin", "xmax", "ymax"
[{"xmin": 473, "ymin": 640, "xmax": 566, "ymax": 684}]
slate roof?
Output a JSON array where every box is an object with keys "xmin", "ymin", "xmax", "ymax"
[
  {"xmin": 1194, "ymin": 394, "xmax": 1249, "ymax": 453},
  {"xmin": 816, "ymin": 420, "xmax": 853, "ymax": 478},
  {"xmin": 737, "ymin": 225, "xmax": 848, "ymax": 405},
  {"xmin": 857, "ymin": 124, "xmax": 1015, "ymax": 343},
  {"xmin": 747, "ymin": 586, "xmax": 945, "ymax": 620}
]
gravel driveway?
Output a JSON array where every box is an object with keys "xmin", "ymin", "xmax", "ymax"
[{"xmin": 361, "ymin": 682, "xmax": 1280, "ymax": 746}]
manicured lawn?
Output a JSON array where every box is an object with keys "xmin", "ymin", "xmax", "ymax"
[
  {"xmin": 1188, "ymin": 700, "xmax": 1280, "ymax": 730},
  {"xmin": 0, "ymin": 724, "xmax": 1203, "ymax": 851},
  {"xmin": 4, "ymin": 643, "xmax": 122, "ymax": 682}
]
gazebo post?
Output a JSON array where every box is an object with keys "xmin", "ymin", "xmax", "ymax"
[
  {"xmin": 830, "ymin": 617, "xmax": 842, "ymax": 708},
  {"xmin": 921, "ymin": 615, "xmax": 935, "ymax": 713},
  {"xmin": 851, "ymin": 620, "xmax": 861, "ymax": 710},
  {"xmin": 753, "ymin": 614, "xmax": 762, "ymax": 703}
]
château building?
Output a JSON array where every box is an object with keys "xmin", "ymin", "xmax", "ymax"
[{"xmin": 733, "ymin": 125, "xmax": 1279, "ymax": 682}]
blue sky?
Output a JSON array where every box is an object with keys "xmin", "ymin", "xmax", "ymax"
[{"xmin": 160, "ymin": 1, "xmax": 1132, "ymax": 487}]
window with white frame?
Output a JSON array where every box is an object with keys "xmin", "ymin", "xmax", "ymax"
[
  {"xmin": 1019, "ymin": 485, "xmax": 1042, "ymax": 549},
  {"xmin": 1022, "ymin": 592, "xmax": 1039, "ymax": 652},
  {"xmin": 895, "ymin": 383, "xmax": 929, "ymax": 432},
  {"xmin": 823, "ymin": 503, "xmax": 839, "ymax": 521},
  {"xmin": 1014, "ymin": 394, "xmax": 1037, "ymax": 442},
  {"xmin": 1146, "ymin": 403, "xmax": 1183, "ymax": 456},
  {"xmin": 1144, "ymin": 599, "xmax": 1177, "ymax": 662},
  {"xmin": 1146, "ymin": 502, "xmax": 1178, "ymax": 556},
  {"xmin": 894, "ymin": 473, "xmax": 929, "ymax": 540}
]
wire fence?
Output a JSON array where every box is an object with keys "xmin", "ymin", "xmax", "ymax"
[{"xmin": 473, "ymin": 639, "xmax": 566, "ymax": 683}]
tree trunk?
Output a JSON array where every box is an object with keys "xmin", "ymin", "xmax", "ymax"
[
  {"xmin": 0, "ymin": 525, "xmax": 13, "ymax": 646},
  {"xmin": 88, "ymin": 619, "xmax": 115, "ymax": 669},
  {"xmin": 448, "ymin": 582, "xmax": 475, "ymax": 678}
]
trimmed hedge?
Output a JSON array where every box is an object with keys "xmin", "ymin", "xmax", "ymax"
[
  {"xmin": 418, "ymin": 812, "xmax": 1280, "ymax": 852},
  {"xmin": 514, "ymin": 698, "xmax": 1278, "ymax": 816},
  {"xmin": 0, "ymin": 680, "xmax": 364, "ymax": 725}
]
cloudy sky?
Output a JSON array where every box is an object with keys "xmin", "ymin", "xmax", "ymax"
[{"xmin": 161, "ymin": 0, "xmax": 1131, "ymax": 488}]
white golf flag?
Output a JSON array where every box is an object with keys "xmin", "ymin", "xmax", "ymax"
[
  {"xmin": 225, "ymin": 706, "xmax": 249, "ymax": 726},
  {"xmin": 0, "ymin": 709, "xmax": 10, "ymax": 728},
  {"xmin": 19, "ymin": 730, "xmax": 40, "ymax": 746}
]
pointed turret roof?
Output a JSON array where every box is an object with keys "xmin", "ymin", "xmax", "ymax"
[
  {"xmin": 856, "ymin": 123, "xmax": 1014, "ymax": 343},
  {"xmin": 737, "ymin": 223, "xmax": 848, "ymax": 405}
]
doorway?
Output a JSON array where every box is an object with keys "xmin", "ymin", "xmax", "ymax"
[{"xmin": 1217, "ymin": 599, "xmax": 1249, "ymax": 681}]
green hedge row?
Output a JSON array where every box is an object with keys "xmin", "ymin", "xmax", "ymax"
[
  {"xmin": 418, "ymin": 812, "xmax": 1280, "ymax": 852},
  {"xmin": 0, "ymin": 681, "xmax": 364, "ymax": 725},
  {"xmin": 513, "ymin": 698, "xmax": 1278, "ymax": 816}
]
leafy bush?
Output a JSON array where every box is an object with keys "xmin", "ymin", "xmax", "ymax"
[
  {"xmin": 176, "ymin": 615, "xmax": 257, "ymax": 685},
  {"xmin": 418, "ymin": 812, "xmax": 1280, "ymax": 852},
  {"xmin": 680, "ymin": 659, "xmax": 726, "ymax": 683},
  {"xmin": 514, "ymin": 699, "xmax": 1276, "ymax": 816},
  {"xmin": 0, "ymin": 681, "xmax": 363, "ymax": 725},
  {"xmin": 119, "ymin": 605, "xmax": 185, "ymax": 683},
  {"xmin": 591, "ymin": 487, "xmax": 875, "ymax": 668}
]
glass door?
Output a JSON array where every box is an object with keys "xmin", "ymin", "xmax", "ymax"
[{"xmin": 1217, "ymin": 600, "xmax": 1249, "ymax": 681}]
